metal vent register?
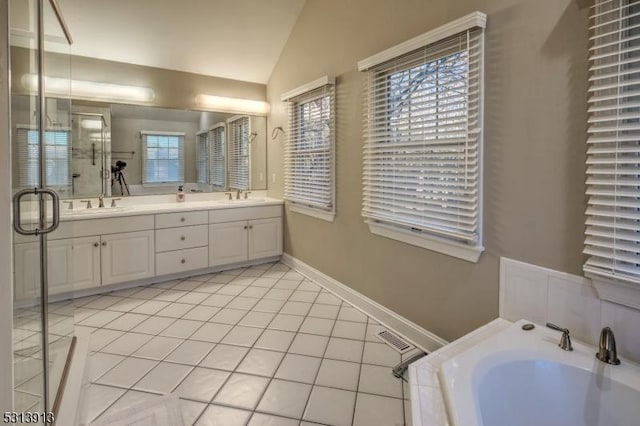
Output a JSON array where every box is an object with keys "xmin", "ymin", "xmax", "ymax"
[{"xmin": 376, "ymin": 329, "xmax": 414, "ymax": 354}]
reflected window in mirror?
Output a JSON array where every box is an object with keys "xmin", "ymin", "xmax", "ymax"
[
  {"xmin": 17, "ymin": 126, "xmax": 72, "ymax": 192},
  {"xmin": 141, "ymin": 131, "xmax": 185, "ymax": 184},
  {"xmin": 196, "ymin": 131, "xmax": 209, "ymax": 184},
  {"xmin": 209, "ymin": 124, "xmax": 226, "ymax": 189},
  {"xmin": 227, "ymin": 116, "xmax": 250, "ymax": 190}
]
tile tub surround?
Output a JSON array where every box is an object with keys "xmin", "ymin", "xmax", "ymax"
[
  {"xmin": 76, "ymin": 261, "xmax": 420, "ymax": 425},
  {"xmin": 500, "ymin": 257, "xmax": 640, "ymax": 362},
  {"xmin": 408, "ymin": 319, "xmax": 510, "ymax": 426}
]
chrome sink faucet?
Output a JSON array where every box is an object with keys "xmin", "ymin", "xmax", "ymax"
[
  {"xmin": 98, "ymin": 195, "xmax": 105, "ymax": 208},
  {"xmin": 236, "ymin": 189, "xmax": 242, "ymax": 199},
  {"xmin": 596, "ymin": 327, "xmax": 620, "ymax": 365},
  {"xmin": 546, "ymin": 323, "xmax": 573, "ymax": 351}
]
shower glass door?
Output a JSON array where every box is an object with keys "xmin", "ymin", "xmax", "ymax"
[{"xmin": 10, "ymin": 0, "xmax": 74, "ymax": 415}]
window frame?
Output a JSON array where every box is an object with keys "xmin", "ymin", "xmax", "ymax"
[
  {"xmin": 140, "ymin": 131, "xmax": 186, "ymax": 186},
  {"xmin": 357, "ymin": 12, "xmax": 486, "ymax": 263},
  {"xmin": 196, "ymin": 131, "xmax": 209, "ymax": 185},
  {"xmin": 281, "ymin": 76, "xmax": 336, "ymax": 222},
  {"xmin": 16, "ymin": 125, "xmax": 72, "ymax": 192},
  {"xmin": 226, "ymin": 116, "xmax": 251, "ymax": 191},
  {"xmin": 208, "ymin": 123, "xmax": 227, "ymax": 189}
]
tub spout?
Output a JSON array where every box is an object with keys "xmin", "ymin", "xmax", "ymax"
[{"xmin": 596, "ymin": 327, "xmax": 620, "ymax": 365}]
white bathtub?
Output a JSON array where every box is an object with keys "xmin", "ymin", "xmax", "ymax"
[{"xmin": 439, "ymin": 319, "xmax": 640, "ymax": 426}]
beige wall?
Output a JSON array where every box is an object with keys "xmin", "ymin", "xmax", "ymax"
[
  {"xmin": 10, "ymin": 47, "xmax": 267, "ymax": 110},
  {"xmin": 267, "ymin": 0, "xmax": 589, "ymax": 341}
]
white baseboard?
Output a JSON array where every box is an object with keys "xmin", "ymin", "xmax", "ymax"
[{"xmin": 281, "ymin": 253, "xmax": 448, "ymax": 353}]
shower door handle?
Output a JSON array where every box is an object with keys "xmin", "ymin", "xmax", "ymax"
[{"xmin": 13, "ymin": 188, "xmax": 61, "ymax": 236}]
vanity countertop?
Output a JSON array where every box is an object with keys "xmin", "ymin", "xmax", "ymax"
[
  {"xmin": 18, "ymin": 195, "xmax": 283, "ymax": 224},
  {"xmin": 59, "ymin": 197, "xmax": 283, "ymax": 221}
]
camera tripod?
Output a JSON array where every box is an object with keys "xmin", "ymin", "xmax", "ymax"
[{"xmin": 112, "ymin": 170, "xmax": 130, "ymax": 196}]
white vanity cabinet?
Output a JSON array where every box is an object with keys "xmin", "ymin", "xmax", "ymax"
[
  {"xmin": 14, "ymin": 202, "xmax": 283, "ymax": 302},
  {"xmin": 101, "ymin": 230, "xmax": 155, "ymax": 285},
  {"xmin": 14, "ymin": 236, "xmax": 101, "ymax": 300},
  {"xmin": 155, "ymin": 211, "xmax": 209, "ymax": 276},
  {"xmin": 209, "ymin": 205, "xmax": 283, "ymax": 267}
]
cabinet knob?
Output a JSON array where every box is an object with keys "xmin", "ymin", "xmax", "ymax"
[
  {"xmin": 180, "ymin": 236, "xmax": 186, "ymax": 241},
  {"xmin": 180, "ymin": 217, "xmax": 186, "ymax": 222},
  {"xmin": 244, "ymin": 225, "xmax": 248, "ymax": 230},
  {"xmin": 102, "ymin": 241, "xmax": 107, "ymax": 246},
  {"xmin": 181, "ymin": 259, "xmax": 186, "ymax": 264},
  {"xmin": 249, "ymin": 225, "xmax": 253, "ymax": 229},
  {"xmin": 94, "ymin": 242, "xmax": 99, "ymax": 247}
]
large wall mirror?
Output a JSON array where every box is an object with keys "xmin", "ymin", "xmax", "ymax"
[{"xmin": 10, "ymin": 96, "xmax": 267, "ymax": 198}]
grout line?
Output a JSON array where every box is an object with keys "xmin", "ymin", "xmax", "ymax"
[
  {"xmin": 78, "ymin": 261, "xmax": 406, "ymax": 425},
  {"xmin": 190, "ymin": 263, "xmax": 309, "ymax": 424}
]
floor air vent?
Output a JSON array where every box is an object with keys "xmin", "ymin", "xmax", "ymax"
[{"xmin": 376, "ymin": 329, "xmax": 414, "ymax": 354}]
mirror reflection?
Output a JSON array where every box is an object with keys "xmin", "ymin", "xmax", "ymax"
[{"xmin": 11, "ymin": 97, "xmax": 268, "ymax": 198}]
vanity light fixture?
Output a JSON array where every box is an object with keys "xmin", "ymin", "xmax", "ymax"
[
  {"xmin": 21, "ymin": 74, "xmax": 155, "ymax": 103},
  {"xmin": 80, "ymin": 119, "xmax": 103, "ymax": 130},
  {"xmin": 195, "ymin": 94, "xmax": 270, "ymax": 116}
]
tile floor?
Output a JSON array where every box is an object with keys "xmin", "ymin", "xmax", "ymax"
[{"xmin": 76, "ymin": 262, "xmax": 418, "ymax": 425}]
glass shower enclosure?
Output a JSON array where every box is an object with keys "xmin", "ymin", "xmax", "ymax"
[{"xmin": 9, "ymin": 0, "xmax": 75, "ymax": 416}]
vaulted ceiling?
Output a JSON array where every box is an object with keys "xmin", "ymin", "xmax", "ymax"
[{"xmin": 12, "ymin": 0, "xmax": 307, "ymax": 84}]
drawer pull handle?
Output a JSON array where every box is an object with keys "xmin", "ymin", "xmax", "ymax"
[
  {"xmin": 102, "ymin": 241, "xmax": 107, "ymax": 246},
  {"xmin": 181, "ymin": 236, "xmax": 186, "ymax": 241},
  {"xmin": 180, "ymin": 217, "xmax": 186, "ymax": 222},
  {"xmin": 181, "ymin": 259, "xmax": 186, "ymax": 264},
  {"xmin": 94, "ymin": 242, "xmax": 99, "ymax": 247}
]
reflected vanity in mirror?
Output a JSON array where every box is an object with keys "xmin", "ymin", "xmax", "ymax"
[{"xmin": 11, "ymin": 98, "xmax": 268, "ymax": 199}]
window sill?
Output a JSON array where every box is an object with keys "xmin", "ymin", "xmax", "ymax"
[
  {"xmin": 366, "ymin": 220, "xmax": 483, "ymax": 263},
  {"xmin": 289, "ymin": 203, "xmax": 335, "ymax": 222},
  {"xmin": 589, "ymin": 274, "xmax": 640, "ymax": 311}
]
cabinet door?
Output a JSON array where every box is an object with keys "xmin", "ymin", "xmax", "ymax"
[
  {"xmin": 71, "ymin": 236, "xmax": 102, "ymax": 291},
  {"xmin": 248, "ymin": 218, "xmax": 283, "ymax": 260},
  {"xmin": 101, "ymin": 230, "xmax": 155, "ymax": 285},
  {"xmin": 209, "ymin": 221, "xmax": 248, "ymax": 267},
  {"xmin": 14, "ymin": 237, "xmax": 101, "ymax": 301}
]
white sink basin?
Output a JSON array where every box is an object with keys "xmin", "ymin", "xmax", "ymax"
[
  {"xmin": 219, "ymin": 198, "xmax": 265, "ymax": 204},
  {"xmin": 62, "ymin": 206, "xmax": 132, "ymax": 216}
]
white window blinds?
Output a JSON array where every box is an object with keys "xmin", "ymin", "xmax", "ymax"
[
  {"xmin": 196, "ymin": 131, "xmax": 209, "ymax": 184},
  {"xmin": 141, "ymin": 131, "xmax": 185, "ymax": 184},
  {"xmin": 283, "ymin": 82, "xmax": 336, "ymax": 213},
  {"xmin": 227, "ymin": 116, "xmax": 250, "ymax": 190},
  {"xmin": 16, "ymin": 126, "xmax": 72, "ymax": 191},
  {"xmin": 360, "ymin": 25, "xmax": 485, "ymax": 253},
  {"xmin": 209, "ymin": 124, "xmax": 226, "ymax": 188},
  {"xmin": 584, "ymin": 0, "xmax": 640, "ymax": 284}
]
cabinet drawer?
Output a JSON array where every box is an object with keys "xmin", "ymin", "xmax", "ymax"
[
  {"xmin": 155, "ymin": 211, "xmax": 208, "ymax": 229},
  {"xmin": 209, "ymin": 205, "xmax": 282, "ymax": 224},
  {"xmin": 156, "ymin": 246, "xmax": 208, "ymax": 276},
  {"xmin": 156, "ymin": 225, "xmax": 208, "ymax": 253}
]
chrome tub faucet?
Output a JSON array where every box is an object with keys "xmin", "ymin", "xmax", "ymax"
[{"xmin": 596, "ymin": 327, "xmax": 620, "ymax": 365}]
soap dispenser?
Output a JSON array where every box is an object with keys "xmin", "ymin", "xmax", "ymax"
[{"xmin": 177, "ymin": 185, "xmax": 186, "ymax": 202}]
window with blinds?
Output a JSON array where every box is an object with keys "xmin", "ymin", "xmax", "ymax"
[
  {"xmin": 141, "ymin": 131, "xmax": 185, "ymax": 184},
  {"xmin": 282, "ymin": 80, "xmax": 336, "ymax": 220},
  {"xmin": 16, "ymin": 126, "xmax": 72, "ymax": 191},
  {"xmin": 584, "ymin": 0, "xmax": 640, "ymax": 285},
  {"xmin": 196, "ymin": 132, "xmax": 209, "ymax": 184},
  {"xmin": 358, "ymin": 13, "xmax": 485, "ymax": 262},
  {"xmin": 209, "ymin": 124, "xmax": 226, "ymax": 188},
  {"xmin": 227, "ymin": 116, "xmax": 250, "ymax": 190}
]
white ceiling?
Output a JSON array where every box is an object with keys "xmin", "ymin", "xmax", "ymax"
[{"xmin": 53, "ymin": 0, "xmax": 306, "ymax": 84}]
